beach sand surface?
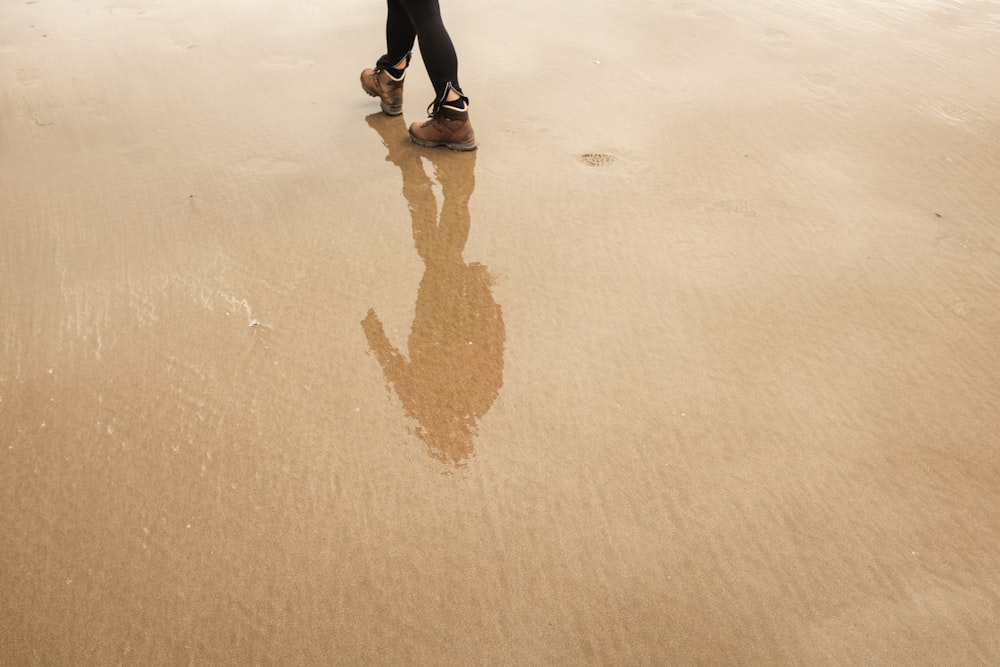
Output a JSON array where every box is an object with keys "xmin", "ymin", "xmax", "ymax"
[{"xmin": 2, "ymin": 0, "xmax": 999, "ymax": 664}]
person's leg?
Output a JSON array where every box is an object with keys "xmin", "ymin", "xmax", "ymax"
[
  {"xmin": 361, "ymin": 0, "xmax": 415, "ymax": 116},
  {"xmin": 395, "ymin": 0, "xmax": 464, "ymax": 105},
  {"xmin": 377, "ymin": 0, "xmax": 416, "ymax": 72},
  {"xmin": 364, "ymin": 0, "xmax": 475, "ymax": 148}
]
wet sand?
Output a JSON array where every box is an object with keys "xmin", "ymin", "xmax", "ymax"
[{"xmin": 3, "ymin": 0, "xmax": 1000, "ymax": 663}]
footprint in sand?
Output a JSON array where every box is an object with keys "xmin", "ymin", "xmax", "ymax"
[{"xmin": 579, "ymin": 153, "xmax": 616, "ymax": 167}]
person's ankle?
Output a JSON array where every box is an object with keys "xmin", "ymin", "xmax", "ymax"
[
  {"xmin": 386, "ymin": 53, "xmax": 410, "ymax": 79},
  {"xmin": 441, "ymin": 96, "xmax": 468, "ymax": 113}
]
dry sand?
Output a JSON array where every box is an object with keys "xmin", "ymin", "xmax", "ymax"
[{"xmin": 3, "ymin": 0, "xmax": 1000, "ymax": 664}]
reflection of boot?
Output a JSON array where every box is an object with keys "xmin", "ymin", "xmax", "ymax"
[
  {"xmin": 409, "ymin": 101, "xmax": 477, "ymax": 151},
  {"xmin": 366, "ymin": 112, "xmax": 418, "ymax": 168},
  {"xmin": 360, "ymin": 67, "xmax": 405, "ymax": 116}
]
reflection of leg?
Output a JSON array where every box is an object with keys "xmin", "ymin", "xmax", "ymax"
[
  {"xmin": 404, "ymin": 168, "xmax": 439, "ymax": 262},
  {"xmin": 367, "ymin": 115, "xmax": 438, "ymax": 257},
  {"xmin": 431, "ymin": 152, "xmax": 475, "ymax": 253},
  {"xmin": 366, "ymin": 114, "xmax": 476, "ymax": 260},
  {"xmin": 433, "ymin": 150, "xmax": 476, "ymax": 203},
  {"xmin": 366, "ymin": 112, "xmax": 417, "ymax": 167}
]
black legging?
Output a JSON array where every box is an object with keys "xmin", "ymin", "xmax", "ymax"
[{"xmin": 376, "ymin": 0, "xmax": 462, "ymax": 102}]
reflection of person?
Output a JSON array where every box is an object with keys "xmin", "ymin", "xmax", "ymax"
[
  {"xmin": 359, "ymin": 0, "xmax": 476, "ymax": 151},
  {"xmin": 362, "ymin": 113, "xmax": 503, "ymax": 465}
]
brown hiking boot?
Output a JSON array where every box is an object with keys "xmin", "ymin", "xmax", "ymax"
[
  {"xmin": 360, "ymin": 67, "xmax": 405, "ymax": 116},
  {"xmin": 409, "ymin": 102, "xmax": 477, "ymax": 151}
]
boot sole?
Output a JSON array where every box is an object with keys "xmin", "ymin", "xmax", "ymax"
[
  {"xmin": 379, "ymin": 101, "xmax": 403, "ymax": 116},
  {"xmin": 407, "ymin": 128, "xmax": 477, "ymax": 151}
]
